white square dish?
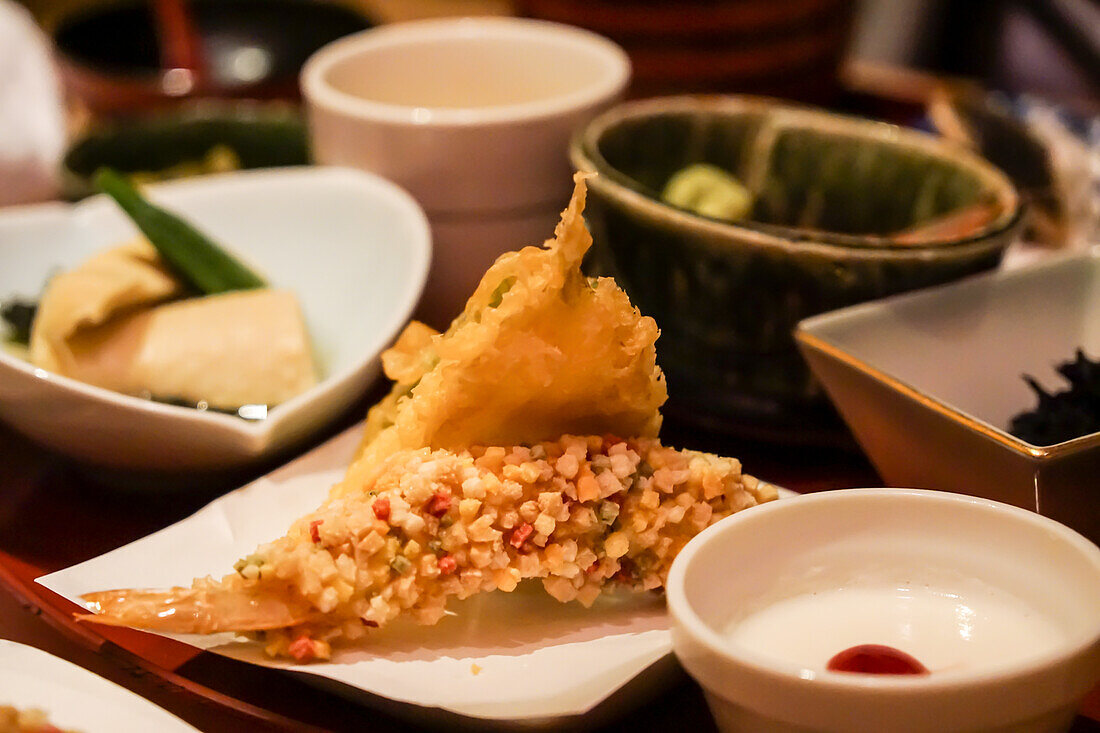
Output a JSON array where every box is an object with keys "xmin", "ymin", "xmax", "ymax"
[
  {"xmin": 796, "ymin": 248, "xmax": 1100, "ymax": 543},
  {"xmin": 0, "ymin": 167, "xmax": 431, "ymax": 473}
]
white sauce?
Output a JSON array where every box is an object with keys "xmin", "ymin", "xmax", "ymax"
[{"xmin": 723, "ymin": 582, "xmax": 1066, "ymax": 674}]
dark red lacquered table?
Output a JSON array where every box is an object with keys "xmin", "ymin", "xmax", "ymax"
[{"xmin": 1, "ymin": 404, "xmax": 1097, "ymax": 732}]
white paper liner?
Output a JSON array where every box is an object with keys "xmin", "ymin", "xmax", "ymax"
[{"xmin": 39, "ymin": 425, "xmax": 688, "ymax": 722}]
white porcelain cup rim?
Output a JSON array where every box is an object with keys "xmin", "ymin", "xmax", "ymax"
[
  {"xmin": 667, "ymin": 487, "xmax": 1100, "ymax": 693},
  {"xmin": 300, "ymin": 16, "xmax": 632, "ymax": 128}
]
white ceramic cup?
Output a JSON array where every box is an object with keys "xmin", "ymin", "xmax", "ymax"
[{"xmin": 301, "ymin": 17, "xmax": 631, "ymax": 327}]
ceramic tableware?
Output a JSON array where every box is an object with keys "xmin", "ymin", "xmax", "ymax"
[
  {"xmin": 0, "ymin": 167, "xmax": 430, "ymax": 475},
  {"xmin": 301, "ymin": 16, "xmax": 631, "ymax": 327},
  {"xmin": 796, "ymin": 248, "xmax": 1100, "ymax": 543},
  {"xmin": 570, "ymin": 95, "xmax": 1023, "ymax": 443},
  {"xmin": 667, "ymin": 488, "xmax": 1100, "ymax": 732}
]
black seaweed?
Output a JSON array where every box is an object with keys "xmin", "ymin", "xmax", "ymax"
[{"xmin": 1009, "ymin": 349, "xmax": 1100, "ymax": 445}]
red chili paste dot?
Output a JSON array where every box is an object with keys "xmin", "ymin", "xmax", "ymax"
[{"xmin": 826, "ymin": 644, "xmax": 929, "ymax": 675}]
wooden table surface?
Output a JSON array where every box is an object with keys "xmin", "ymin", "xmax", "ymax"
[{"xmin": 1, "ymin": 403, "xmax": 1098, "ymax": 732}]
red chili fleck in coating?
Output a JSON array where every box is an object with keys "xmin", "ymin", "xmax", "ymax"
[
  {"xmin": 362, "ymin": 619, "xmax": 379, "ymax": 628},
  {"xmin": 288, "ymin": 636, "xmax": 317, "ymax": 662},
  {"xmin": 427, "ymin": 491, "xmax": 451, "ymax": 517},
  {"xmin": 372, "ymin": 497, "xmax": 391, "ymax": 522},
  {"xmin": 438, "ymin": 554, "xmax": 457, "ymax": 575},
  {"xmin": 612, "ymin": 559, "xmax": 635, "ymax": 583},
  {"xmin": 510, "ymin": 522, "xmax": 534, "ymax": 549},
  {"xmin": 309, "ymin": 520, "xmax": 323, "ymax": 544},
  {"xmin": 585, "ymin": 561, "xmax": 599, "ymax": 574}
]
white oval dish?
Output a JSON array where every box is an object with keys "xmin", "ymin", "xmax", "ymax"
[
  {"xmin": 666, "ymin": 488, "xmax": 1100, "ymax": 733},
  {"xmin": 0, "ymin": 167, "xmax": 431, "ymax": 473},
  {"xmin": 0, "ymin": 640, "xmax": 198, "ymax": 732}
]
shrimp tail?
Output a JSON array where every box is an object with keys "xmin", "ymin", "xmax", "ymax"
[{"xmin": 77, "ymin": 587, "xmax": 313, "ymax": 634}]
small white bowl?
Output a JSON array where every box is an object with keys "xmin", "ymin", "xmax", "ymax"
[
  {"xmin": 0, "ymin": 166, "xmax": 430, "ymax": 474},
  {"xmin": 667, "ymin": 489, "xmax": 1100, "ymax": 733}
]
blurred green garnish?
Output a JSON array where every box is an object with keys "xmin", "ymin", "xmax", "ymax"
[
  {"xmin": 661, "ymin": 163, "xmax": 754, "ymax": 222},
  {"xmin": 94, "ymin": 168, "xmax": 266, "ymax": 295}
]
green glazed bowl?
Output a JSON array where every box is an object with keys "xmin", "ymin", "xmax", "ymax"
[{"xmin": 569, "ymin": 95, "xmax": 1024, "ymax": 443}]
